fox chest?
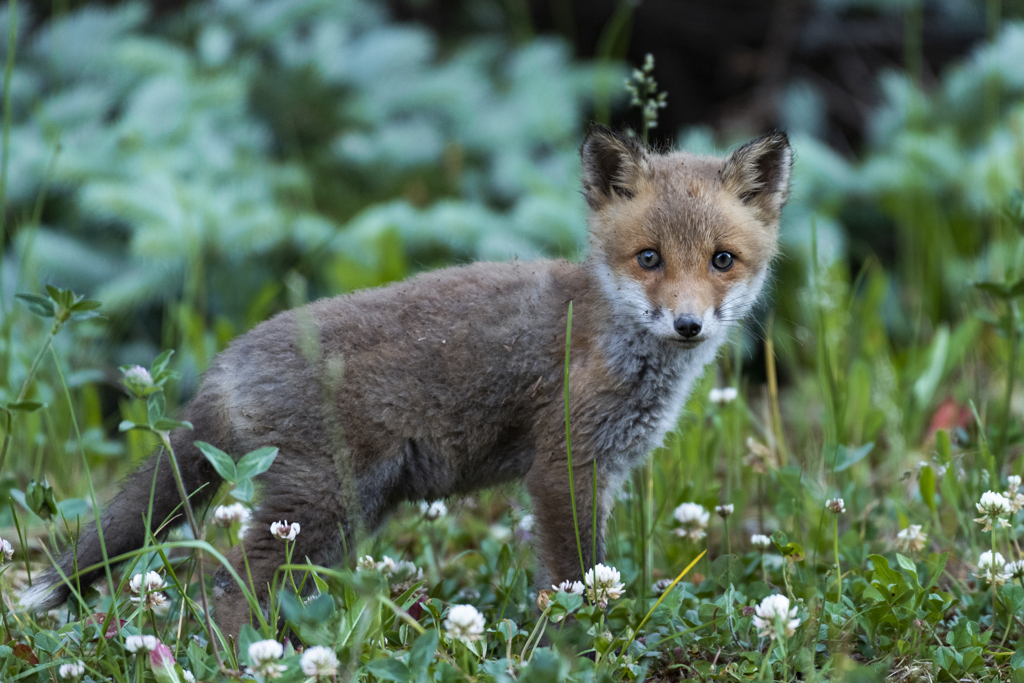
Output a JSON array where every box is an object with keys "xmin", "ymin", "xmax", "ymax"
[{"xmin": 590, "ymin": 343, "xmax": 716, "ymax": 470}]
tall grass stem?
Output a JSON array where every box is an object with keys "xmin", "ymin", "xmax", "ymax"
[
  {"xmin": 563, "ymin": 302, "xmax": 588, "ymax": 586},
  {"xmin": 156, "ymin": 431, "xmax": 225, "ymax": 671}
]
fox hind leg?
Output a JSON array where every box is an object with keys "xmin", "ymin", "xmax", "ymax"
[{"xmin": 212, "ymin": 453, "xmax": 353, "ymax": 640}]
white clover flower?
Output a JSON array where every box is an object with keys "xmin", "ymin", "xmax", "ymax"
[
  {"xmin": 129, "ymin": 571, "xmax": 168, "ymax": 610},
  {"xmin": 129, "ymin": 571, "xmax": 164, "ymax": 594},
  {"xmin": 183, "ymin": 671, "xmax": 196, "ymax": 683},
  {"xmin": 825, "ymin": 498, "xmax": 846, "ymax": 514},
  {"xmin": 125, "ymin": 634, "xmax": 159, "ymax": 653},
  {"xmin": 709, "ymin": 387, "xmax": 738, "ymax": 405},
  {"xmin": 1008, "ymin": 475, "xmax": 1022, "ymax": 491},
  {"xmin": 974, "ymin": 491, "xmax": 1012, "ymax": 531},
  {"xmin": 652, "ymin": 578, "xmax": 673, "ymax": 595},
  {"xmin": 752, "ymin": 594, "xmax": 801, "ymax": 640},
  {"xmin": 357, "ymin": 554, "xmax": 421, "ymax": 583},
  {"xmin": 551, "ymin": 580, "xmax": 585, "ymax": 595},
  {"xmin": 122, "ymin": 365, "xmax": 154, "ymax": 396},
  {"xmin": 519, "ymin": 513, "xmax": 535, "ymax": 532},
  {"xmin": 895, "ymin": 525, "xmax": 927, "ymax": 553},
  {"xmin": 977, "ymin": 550, "xmax": 1010, "ymax": 586},
  {"xmin": 59, "ymin": 661, "xmax": 85, "ymax": 680},
  {"xmin": 249, "ymin": 639, "xmax": 285, "ymax": 679},
  {"xmin": 300, "ymin": 645, "xmax": 339, "ymax": 677},
  {"xmin": 673, "ymin": 503, "xmax": 710, "ymax": 542},
  {"xmin": 270, "ymin": 520, "xmax": 300, "ymax": 541},
  {"xmin": 420, "ymin": 500, "xmax": 447, "ymax": 521},
  {"xmin": 1006, "ymin": 560, "xmax": 1024, "ymax": 581},
  {"xmin": 715, "ymin": 504, "xmax": 734, "ymax": 518},
  {"xmin": 0, "ymin": 538, "xmax": 12, "ymax": 563},
  {"xmin": 376, "ymin": 555, "xmax": 397, "ymax": 575},
  {"xmin": 1008, "ymin": 492, "xmax": 1024, "ymax": 514},
  {"xmin": 213, "ymin": 503, "xmax": 250, "ymax": 527},
  {"xmin": 584, "ymin": 563, "xmax": 625, "ymax": 608},
  {"xmin": 390, "ymin": 559, "xmax": 423, "ymax": 583},
  {"xmin": 751, "ymin": 534, "xmax": 772, "ymax": 551},
  {"xmin": 444, "ymin": 604, "xmax": 485, "ymax": 643}
]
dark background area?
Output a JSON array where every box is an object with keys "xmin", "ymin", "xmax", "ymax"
[
  {"xmin": 390, "ymin": 0, "xmax": 999, "ymax": 153},
  {"xmin": 15, "ymin": 0, "xmax": 1006, "ymax": 152}
]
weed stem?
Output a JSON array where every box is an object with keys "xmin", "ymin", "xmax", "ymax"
[{"xmin": 157, "ymin": 432, "xmax": 225, "ymax": 672}]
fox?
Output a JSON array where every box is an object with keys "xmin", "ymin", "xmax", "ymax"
[{"xmin": 23, "ymin": 126, "xmax": 791, "ymax": 638}]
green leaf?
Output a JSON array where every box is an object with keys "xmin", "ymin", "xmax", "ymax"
[
  {"xmin": 15, "ymin": 293, "xmax": 55, "ymax": 317},
  {"xmin": 152, "ymin": 349, "xmax": 174, "ymax": 376},
  {"xmin": 236, "ymin": 447, "xmax": 279, "ymax": 480},
  {"xmin": 861, "ymin": 585, "xmax": 886, "ymax": 603},
  {"xmin": 152, "ymin": 418, "xmax": 193, "ymax": 431},
  {"xmin": 551, "ymin": 589, "xmax": 584, "ymax": 617},
  {"xmin": 895, "ymin": 553, "xmax": 918, "ymax": 582},
  {"xmin": 914, "ymin": 324, "xmax": 949, "ymax": 405},
  {"xmin": 365, "ymin": 658, "xmax": 412, "ymax": 683},
  {"xmin": 6, "ymin": 401, "xmax": 45, "ymax": 413},
  {"xmin": 919, "ymin": 465, "xmax": 936, "ymax": 513},
  {"xmin": 24, "ymin": 480, "xmax": 57, "ymax": 520},
  {"xmin": 1010, "ymin": 638, "xmax": 1024, "ymax": 670},
  {"xmin": 934, "ymin": 646, "xmax": 957, "ymax": 675},
  {"xmin": 974, "ymin": 281, "xmax": 1013, "ymax": 299},
  {"xmin": 231, "ymin": 478, "xmax": 254, "ymax": 502},
  {"xmin": 70, "ymin": 299, "xmax": 101, "ymax": 312},
  {"xmin": 44, "ymin": 284, "xmax": 63, "ymax": 303},
  {"xmin": 1001, "ymin": 585, "xmax": 1024, "ymax": 616},
  {"xmin": 710, "ymin": 554, "xmax": 744, "ymax": 588},
  {"xmin": 195, "ymin": 441, "xmax": 237, "ymax": 482},
  {"xmin": 119, "ymin": 420, "xmax": 140, "ymax": 432},
  {"xmin": 148, "ymin": 391, "xmax": 166, "ymax": 426},
  {"xmin": 935, "ymin": 429, "xmax": 951, "ymax": 464},
  {"xmin": 833, "ymin": 442, "xmax": 874, "ymax": 472},
  {"xmin": 1004, "ymin": 189, "xmax": 1024, "ymax": 229},
  {"xmin": 409, "ymin": 630, "xmax": 438, "ymax": 683},
  {"xmin": 924, "ymin": 552, "xmax": 948, "ymax": 591}
]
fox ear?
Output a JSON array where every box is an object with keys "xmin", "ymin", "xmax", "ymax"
[
  {"xmin": 580, "ymin": 126, "xmax": 651, "ymax": 210},
  {"xmin": 721, "ymin": 131, "xmax": 793, "ymax": 223}
]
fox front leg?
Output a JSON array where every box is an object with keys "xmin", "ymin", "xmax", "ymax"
[{"xmin": 525, "ymin": 455, "xmax": 618, "ymax": 592}]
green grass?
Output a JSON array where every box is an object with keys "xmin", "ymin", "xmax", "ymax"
[{"xmin": 2, "ymin": 228, "xmax": 1024, "ymax": 681}]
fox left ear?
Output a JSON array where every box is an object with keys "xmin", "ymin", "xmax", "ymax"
[
  {"xmin": 721, "ymin": 131, "xmax": 793, "ymax": 224},
  {"xmin": 580, "ymin": 126, "xmax": 652, "ymax": 210}
]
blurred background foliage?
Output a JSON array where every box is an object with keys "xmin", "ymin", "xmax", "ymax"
[{"xmin": 2, "ymin": 0, "xmax": 1024, "ymax": 584}]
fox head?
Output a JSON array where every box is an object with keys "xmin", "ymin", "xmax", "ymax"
[{"xmin": 580, "ymin": 126, "xmax": 791, "ymax": 349}]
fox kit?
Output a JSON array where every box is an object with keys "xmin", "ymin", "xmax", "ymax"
[{"xmin": 25, "ymin": 127, "xmax": 791, "ymax": 637}]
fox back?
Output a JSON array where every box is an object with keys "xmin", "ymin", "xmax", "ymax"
[{"xmin": 24, "ymin": 127, "xmax": 792, "ymax": 638}]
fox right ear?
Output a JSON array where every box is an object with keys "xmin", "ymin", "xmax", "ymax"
[
  {"xmin": 721, "ymin": 131, "xmax": 793, "ymax": 224},
  {"xmin": 580, "ymin": 127, "xmax": 651, "ymax": 210}
]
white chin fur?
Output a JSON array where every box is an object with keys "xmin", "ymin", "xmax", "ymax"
[{"xmin": 19, "ymin": 581, "xmax": 63, "ymax": 612}]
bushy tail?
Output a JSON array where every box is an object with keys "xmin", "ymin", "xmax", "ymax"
[{"xmin": 21, "ymin": 395, "xmax": 226, "ymax": 612}]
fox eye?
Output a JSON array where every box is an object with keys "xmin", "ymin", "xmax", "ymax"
[
  {"xmin": 637, "ymin": 250, "xmax": 662, "ymax": 270},
  {"xmin": 712, "ymin": 251, "xmax": 734, "ymax": 271}
]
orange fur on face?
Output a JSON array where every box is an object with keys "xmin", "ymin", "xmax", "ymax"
[{"xmin": 584, "ymin": 132, "xmax": 789, "ymax": 341}]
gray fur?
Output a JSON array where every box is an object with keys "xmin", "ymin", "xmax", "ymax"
[{"xmin": 25, "ymin": 128, "xmax": 791, "ymax": 637}]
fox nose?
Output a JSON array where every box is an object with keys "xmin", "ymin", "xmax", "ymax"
[{"xmin": 674, "ymin": 314, "xmax": 703, "ymax": 339}]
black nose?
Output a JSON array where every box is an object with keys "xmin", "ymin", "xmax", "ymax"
[{"xmin": 674, "ymin": 314, "xmax": 702, "ymax": 338}]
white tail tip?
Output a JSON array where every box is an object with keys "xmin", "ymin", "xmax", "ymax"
[{"xmin": 19, "ymin": 580, "xmax": 64, "ymax": 612}]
